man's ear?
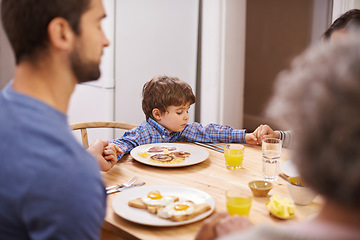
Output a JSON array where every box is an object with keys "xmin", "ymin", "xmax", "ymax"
[
  {"xmin": 47, "ymin": 17, "xmax": 75, "ymax": 51},
  {"xmin": 152, "ymin": 108, "xmax": 162, "ymax": 121}
]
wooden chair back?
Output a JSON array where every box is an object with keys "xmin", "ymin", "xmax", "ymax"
[{"xmin": 71, "ymin": 121, "xmax": 137, "ymax": 148}]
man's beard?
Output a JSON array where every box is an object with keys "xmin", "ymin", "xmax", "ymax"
[{"xmin": 70, "ymin": 45, "xmax": 101, "ymax": 83}]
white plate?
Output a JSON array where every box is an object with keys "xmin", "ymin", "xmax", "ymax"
[
  {"xmin": 281, "ymin": 160, "xmax": 299, "ymax": 177},
  {"xmin": 112, "ymin": 185, "xmax": 215, "ymax": 226},
  {"xmin": 130, "ymin": 143, "xmax": 209, "ymax": 167}
]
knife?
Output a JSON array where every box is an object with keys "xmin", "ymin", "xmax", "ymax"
[
  {"xmin": 204, "ymin": 142, "xmax": 224, "ymax": 150},
  {"xmin": 106, "ymin": 182, "xmax": 146, "ymax": 195},
  {"xmin": 194, "ymin": 142, "xmax": 224, "ymax": 153}
]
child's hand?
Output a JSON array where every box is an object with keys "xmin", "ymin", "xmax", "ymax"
[
  {"xmin": 245, "ymin": 132, "xmax": 258, "ymax": 145},
  {"xmin": 102, "ymin": 143, "xmax": 123, "ymax": 169},
  {"xmin": 88, "ymin": 140, "xmax": 123, "ymax": 172}
]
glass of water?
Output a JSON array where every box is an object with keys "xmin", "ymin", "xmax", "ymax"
[{"xmin": 262, "ymin": 138, "xmax": 282, "ymax": 181}]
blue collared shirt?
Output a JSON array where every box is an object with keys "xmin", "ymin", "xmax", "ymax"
[{"xmin": 110, "ymin": 118, "xmax": 246, "ymax": 160}]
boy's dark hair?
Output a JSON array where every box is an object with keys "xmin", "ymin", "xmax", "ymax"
[
  {"xmin": 323, "ymin": 9, "xmax": 360, "ymax": 40},
  {"xmin": 1, "ymin": 0, "xmax": 90, "ymax": 64},
  {"xmin": 142, "ymin": 75, "xmax": 196, "ymax": 120}
]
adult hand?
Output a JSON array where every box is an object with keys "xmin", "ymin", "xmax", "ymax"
[
  {"xmin": 195, "ymin": 212, "xmax": 229, "ymax": 240},
  {"xmin": 215, "ymin": 215, "xmax": 253, "ymax": 238},
  {"xmin": 254, "ymin": 124, "xmax": 280, "ymax": 145},
  {"xmin": 195, "ymin": 212, "xmax": 253, "ymax": 240},
  {"xmin": 88, "ymin": 139, "xmax": 122, "ymax": 172}
]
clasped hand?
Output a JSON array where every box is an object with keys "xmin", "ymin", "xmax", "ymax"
[{"xmin": 87, "ymin": 139, "xmax": 122, "ymax": 172}]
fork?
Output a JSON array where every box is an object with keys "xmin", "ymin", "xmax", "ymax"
[
  {"xmin": 106, "ymin": 182, "xmax": 145, "ymax": 195},
  {"xmin": 105, "ymin": 176, "xmax": 138, "ymax": 191}
]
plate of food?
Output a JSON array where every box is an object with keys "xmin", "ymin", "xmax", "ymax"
[
  {"xmin": 130, "ymin": 143, "xmax": 209, "ymax": 167},
  {"xmin": 112, "ymin": 185, "xmax": 215, "ymax": 226}
]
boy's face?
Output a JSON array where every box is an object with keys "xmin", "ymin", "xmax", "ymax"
[{"xmin": 155, "ymin": 103, "xmax": 191, "ymax": 133}]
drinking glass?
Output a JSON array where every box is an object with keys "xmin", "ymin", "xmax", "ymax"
[
  {"xmin": 262, "ymin": 138, "xmax": 282, "ymax": 181},
  {"xmin": 224, "ymin": 144, "xmax": 245, "ymax": 169},
  {"xmin": 226, "ymin": 188, "xmax": 253, "ymax": 216}
]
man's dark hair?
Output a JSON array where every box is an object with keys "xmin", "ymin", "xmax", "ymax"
[
  {"xmin": 323, "ymin": 9, "xmax": 360, "ymax": 40},
  {"xmin": 1, "ymin": 0, "xmax": 90, "ymax": 64}
]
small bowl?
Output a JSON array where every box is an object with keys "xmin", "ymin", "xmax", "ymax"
[
  {"xmin": 248, "ymin": 180, "xmax": 273, "ymax": 197},
  {"xmin": 287, "ymin": 182, "xmax": 317, "ymax": 205}
]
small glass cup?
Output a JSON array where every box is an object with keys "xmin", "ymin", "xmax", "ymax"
[
  {"xmin": 226, "ymin": 188, "xmax": 253, "ymax": 216},
  {"xmin": 224, "ymin": 144, "xmax": 245, "ymax": 170},
  {"xmin": 262, "ymin": 138, "xmax": 282, "ymax": 181}
]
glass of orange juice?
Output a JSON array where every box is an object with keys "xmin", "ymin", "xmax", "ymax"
[
  {"xmin": 224, "ymin": 144, "xmax": 245, "ymax": 169},
  {"xmin": 226, "ymin": 188, "xmax": 253, "ymax": 216}
]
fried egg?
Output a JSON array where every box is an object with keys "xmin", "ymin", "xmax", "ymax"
[
  {"xmin": 157, "ymin": 201, "xmax": 195, "ymax": 218},
  {"xmin": 141, "ymin": 190, "xmax": 177, "ymax": 206}
]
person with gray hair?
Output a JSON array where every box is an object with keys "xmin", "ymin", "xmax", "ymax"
[
  {"xmin": 254, "ymin": 9, "xmax": 360, "ymax": 148},
  {"xmin": 195, "ymin": 34, "xmax": 360, "ymax": 240}
]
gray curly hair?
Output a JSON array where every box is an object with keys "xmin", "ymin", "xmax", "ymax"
[{"xmin": 266, "ymin": 32, "xmax": 360, "ymax": 207}]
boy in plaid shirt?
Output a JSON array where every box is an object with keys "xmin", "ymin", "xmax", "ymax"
[{"xmin": 111, "ymin": 75, "xmax": 258, "ymax": 159}]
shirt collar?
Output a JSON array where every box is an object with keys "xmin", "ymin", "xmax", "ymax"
[{"xmin": 147, "ymin": 118, "xmax": 170, "ymax": 135}]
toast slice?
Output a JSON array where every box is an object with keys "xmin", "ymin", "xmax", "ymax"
[{"xmin": 128, "ymin": 197, "xmax": 147, "ymax": 209}]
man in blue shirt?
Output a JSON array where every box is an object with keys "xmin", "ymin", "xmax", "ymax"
[
  {"xmin": 0, "ymin": 0, "xmax": 120, "ymax": 239},
  {"xmin": 111, "ymin": 75, "xmax": 259, "ymax": 159}
]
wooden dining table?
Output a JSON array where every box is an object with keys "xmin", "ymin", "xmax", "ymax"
[{"xmin": 101, "ymin": 143, "xmax": 322, "ymax": 240}]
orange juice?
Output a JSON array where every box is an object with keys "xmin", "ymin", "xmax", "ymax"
[
  {"xmin": 224, "ymin": 144, "xmax": 244, "ymax": 169},
  {"xmin": 226, "ymin": 196, "xmax": 252, "ymax": 216},
  {"xmin": 224, "ymin": 151, "xmax": 244, "ymax": 167}
]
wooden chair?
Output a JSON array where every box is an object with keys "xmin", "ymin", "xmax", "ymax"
[{"xmin": 71, "ymin": 121, "xmax": 137, "ymax": 148}]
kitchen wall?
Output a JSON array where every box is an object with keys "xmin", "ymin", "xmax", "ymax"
[
  {"xmin": 243, "ymin": 0, "xmax": 360, "ymax": 132},
  {"xmin": 200, "ymin": 0, "xmax": 246, "ymax": 128},
  {"xmin": 333, "ymin": 0, "xmax": 360, "ymax": 20},
  {"xmin": 243, "ymin": 0, "xmax": 333, "ymax": 131}
]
